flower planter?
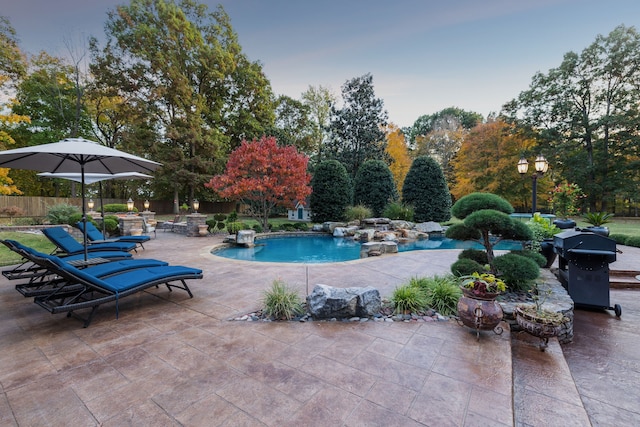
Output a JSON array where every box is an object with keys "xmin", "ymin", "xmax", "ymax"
[
  {"xmin": 515, "ymin": 305, "xmax": 564, "ymax": 351},
  {"xmin": 585, "ymin": 225, "xmax": 609, "ymax": 237},
  {"xmin": 553, "ymin": 218, "xmax": 576, "ymax": 230},
  {"xmin": 457, "ymin": 292, "xmax": 504, "ymax": 340}
]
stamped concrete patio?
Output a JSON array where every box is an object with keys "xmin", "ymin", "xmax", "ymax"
[{"xmin": 0, "ymin": 230, "xmax": 638, "ymax": 426}]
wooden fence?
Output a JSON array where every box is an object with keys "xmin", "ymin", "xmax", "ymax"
[{"xmin": 0, "ymin": 196, "xmax": 237, "ymax": 218}]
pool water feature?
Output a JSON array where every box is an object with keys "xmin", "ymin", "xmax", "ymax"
[{"xmin": 212, "ymin": 234, "xmax": 525, "ymax": 263}]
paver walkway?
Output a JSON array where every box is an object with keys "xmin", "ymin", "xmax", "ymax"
[{"xmin": 0, "ymin": 230, "xmax": 638, "ymax": 425}]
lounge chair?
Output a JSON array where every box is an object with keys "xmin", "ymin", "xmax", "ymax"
[
  {"xmin": 142, "ymin": 217, "xmax": 156, "ymax": 238},
  {"xmin": 43, "ymin": 226, "xmax": 137, "ymax": 255},
  {"xmin": 1, "ymin": 240, "xmax": 165, "ymax": 297},
  {"xmin": 76, "ymin": 221, "xmax": 150, "ymax": 250},
  {"xmin": 32, "ymin": 253, "xmax": 201, "ymax": 327},
  {"xmin": 1, "ymin": 239, "xmax": 133, "ymax": 283}
]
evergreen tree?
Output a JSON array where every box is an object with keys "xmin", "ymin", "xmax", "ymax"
[
  {"xmin": 325, "ymin": 73, "xmax": 388, "ymax": 179},
  {"xmin": 310, "ymin": 160, "xmax": 352, "ymax": 222},
  {"xmin": 354, "ymin": 159, "xmax": 397, "ymax": 217},
  {"xmin": 402, "ymin": 156, "xmax": 451, "ymax": 222}
]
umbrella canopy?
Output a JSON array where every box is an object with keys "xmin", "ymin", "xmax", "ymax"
[{"xmin": 0, "ymin": 138, "xmax": 161, "ymax": 260}]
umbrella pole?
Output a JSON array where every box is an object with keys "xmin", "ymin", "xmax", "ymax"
[
  {"xmin": 100, "ymin": 181, "xmax": 106, "ymax": 236},
  {"xmin": 81, "ymin": 164, "xmax": 88, "ymax": 261}
]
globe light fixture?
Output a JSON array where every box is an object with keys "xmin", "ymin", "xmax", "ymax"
[
  {"xmin": 193, "ymin": 199, "xmax": 199, "ymax": 214},
  {"xmin": 143, "ymin": 199, "xmax": 150, "ymax": 211},
  {"xmin": 87, "ymin": 199, "xmax": 95, "ymax": 211},
  {"xmin": 127, "ymin": 198, "xmax": 134, "ymax": 214},
  {"xmin": 518, "ymin": 154, "xmax": 549, "ymax": 215}
]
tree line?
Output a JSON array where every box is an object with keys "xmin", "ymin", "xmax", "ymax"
[{"xmin": 2, "ymin": 2, "xmax": 640, "ymax": 216}]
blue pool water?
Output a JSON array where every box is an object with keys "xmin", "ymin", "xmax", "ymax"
[{"xmin": 212, "ymin": 234, "xmax": 525, "ymax": 263}]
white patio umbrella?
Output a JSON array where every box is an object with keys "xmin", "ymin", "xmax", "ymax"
[
  {"xmin": 37, "ymin": 172, "xmax": 153, "ymax": 235},
  {"xmin": 0, "ymin": 138, "xmax": 161, "ymax": 260}
]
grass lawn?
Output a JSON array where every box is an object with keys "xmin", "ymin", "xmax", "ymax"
[{"xmin": 0, "ymin": 231, "xmax": 57, "ymax": 267}]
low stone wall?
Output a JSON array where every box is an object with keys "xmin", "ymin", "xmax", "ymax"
[{"xmin": 499, "ymin": 269, "xmax": 574, "ymax": 344}]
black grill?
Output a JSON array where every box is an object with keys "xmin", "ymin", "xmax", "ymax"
[{"xmin": 553, "ymin": 228, "xmax": 621, "ymax": 316}]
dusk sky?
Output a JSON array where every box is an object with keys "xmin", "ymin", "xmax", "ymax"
[{"xmin": 4, "ymin": 0, "xmax": 640, "ymax": 127}]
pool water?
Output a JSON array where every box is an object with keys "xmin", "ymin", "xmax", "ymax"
[{"xmin": 212, "ymin": 235, "xmax": 525, "ymax": 263}]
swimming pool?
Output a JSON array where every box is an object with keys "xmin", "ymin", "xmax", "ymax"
[{"xmin": 211, "ymin": 234, "xmax": 525, "ymax": 263}]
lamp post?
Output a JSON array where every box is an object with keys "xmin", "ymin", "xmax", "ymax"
[
  {"xmin": 143, "ymin": 199, "xmax": 150, "ymax": 212},
  {"xmin": 87, "ymin": 199, "xmax": 95, "ymax": 212},
  {"xmin": 192, "ymin": 199, "xmax": 199, "ymax": 214},
  {"xmin": 127, "ymin": 198, "xmax": 134, "ymax": 215},
  {"xmin": 518, "ymin": 154, "xmax": 549, "ymax": 215}
]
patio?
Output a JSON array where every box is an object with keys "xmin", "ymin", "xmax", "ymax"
[{"xmin": 1, "ymin": 231, "xmax": 638, "ymax": 425}]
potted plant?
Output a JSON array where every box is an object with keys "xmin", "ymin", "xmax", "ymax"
[
  {"xmin": 515, "ymin": 283, "xmax": 568, "ymax": 351},
  {"xmin": 549, "ymin": 182, "xmax": 585, "ymax": 229},
  {"xmin": 526, "ymin": 213, "xmax": 561, "ymax": 267},
  {"xmin": 582, "ymin": 211, "xmax": 613, "ymax": 237},
  {"xmin": 457, "ymin": 272, "xmax": 506, "ymax": 339}
]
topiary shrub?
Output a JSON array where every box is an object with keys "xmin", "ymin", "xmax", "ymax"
[
  {"xmin": 451, "ymin": 192, "xmax": 514, "ymax": 219},
  {"xmin": 293, "ymin": 222, "xmax": 309, "ymax": 231},
  {"xmin": 458, "ymin": 249, "xmax": 489, "ymax": 265},
  {"xmin": 310, "ymin": 160, "xmax": 353, "ymax": 222},
  {"xmin": 353, "ymin": 159, "xmax": 398, "ymax": 217},
  {"xmin": 46, "ymin": 203, "xmax": 80, "ymax": 225},
  {"xmin": 345, "ymin": 205, "xmax": 372, "ymax": 222},
  {"xmin": 103, "ymin": 203, "xmax": 138, "ymax": 213},
  {"xmin": 402, "ymin": 156, "xmax": 451, "ymax": 222},
  {"xmin": 492, "ymin": 253, "xmax": 540, "ymax": 292},
  {"xmin": 383, "ymin": 202, "xmax": 414, "ymax": 221},
  {"xmin": 103, "ymin": 217, "xmax": 119, "ymax": 236},
  {"xmin": 510, "ymin": 250, "xmax": 546, "ymax": 268},
  {"xmin": 450, "ymin": 258, "xmax": 484, "ymax": 276}
]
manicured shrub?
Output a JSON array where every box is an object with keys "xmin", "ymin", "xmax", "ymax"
[
  {"xmin": 103, "ymin": 218, "xmax": 119, "ymax": 235},
  {"xmin": 103, "ymin": 203, "xmax": 138, "ymax": 213},
  {"xmin": 383, "ymin": 202, "xmax": 414, "ymax": 221},
  {"xmin": 492, "ymin": 253, "xmax": 540, "ymax": 292},
  {"xmin": 46, "ymin": 203, "xmax": 80, "ymax": 225},
  {"xmin": 262, "ymin": 279, "xmax": 304, "ymax": 320},
  {"xmin": 450, "ymin": 192, "xmax": 514, "ymax": 219},
  {"xmin": 345, "ymin": 205, "xmax": 372, "ymax": 222},
  {"xmin": 293, "ymin": 222, "xmax": 309, "ymax": 231},
  {"xmin": 624, "ymin": 236, "xmax": 640, "ymax": 248},
  {"xmin": 353, "ymin": 160, "xmax": 398, "ymax": 217},
  {"xmin": 402, "ymin": 156, "xmax": 451, "ymax": 222},
  {"xmin": 510, "ymin": 250, "xmax": 547, "ymax": 268},
  {"xmin": 450, "ymin": 258, "xmax": 484, "ymax": 276},
  {"xmin": 310, "ymin": 160, "xmax": 353, "ymax": 222},
  {"xmin": 252, "ymin": 223, "xmax": 263, "ymax": 233},
  {"xmin": 391, "ymin": 284, "xmax": 428, "ymax": 314},
  {"xmin": 609, "ymin": 234, "xmax": 629, "ymax": 245},
  {"xmin": 458, "ymin": 249, "xmax": 489, "ymax": 265}
]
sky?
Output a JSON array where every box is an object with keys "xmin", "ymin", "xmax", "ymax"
[{"xmin": 4, "ymin": 0, "xmax": 640, "ymax": 128}]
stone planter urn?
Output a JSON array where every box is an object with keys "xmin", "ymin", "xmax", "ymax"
[{"xmin": 198, "ymin": 224, "xmax": 209, "ymax": 236}]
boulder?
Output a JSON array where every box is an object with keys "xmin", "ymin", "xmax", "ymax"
[
  {"xmin": 307, "ymin": 284, "xmax": 381, "ymax": 318},
  {"xmin": 390, "ymin": 220, "xmax": 414, "ymax": 230},
  {"xmin": 414, "ymin": 221, "xmax": 445, "ymax": 233},
  {"xmin": 236, "ymin": 230, "xmax": 256, "ymax": 247}
]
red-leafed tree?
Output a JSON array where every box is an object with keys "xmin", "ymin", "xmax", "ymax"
[{"xmin": 206, "ymin": 136, "xmax": 312, "ymax": 231}]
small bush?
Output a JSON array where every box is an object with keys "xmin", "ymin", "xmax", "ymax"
[
  {"xmin": 293, "ymin": 222, "xmax": 309, "ymax": 231},
  {"xmin": 383, "ymin": 202, "xmax": 414, "ymax": 221},
  {"xmin": 450, "ymin": 258, "xmax": 484, "ymax": 277},
  {"xmin": 492, "ymin": 253, "xmax": 540, "ymax": 292},
  {"xmin": 624, "ymin": 236, "xmax": 640, "ymax": 248},
  {"xmin": 0, "ymin": 206, "xmax": 25, "ymax": 224},
  {"xmin": 12, "ymin": 217, "xmax": 35, "ymax": 226},
  {"xmin": 610, "ymin": 234, "xmax": 629, "ymax": 245},
  {"xmin": 262, "ymin": 279, "xmax": 304, "ymax": 320},
  {"xmin": 252, "ymin": 223, "xmax": 263, "ymax": 233},
  {"xmin": 510, "ymin": 250, "xmax": 546, "ymax": 268},
  {"xmin": 345, "ymin": 205, "xmax": 373, "ymax": 222},
  {"xmin": 227, "ymin": 211, "xmax": 238, "ymax": 223},
  {"xmin": 391, "ymin": 284, "xmax": 428, "ymax": 314},
  {"xmin": 458, "ymin": 249, "xmax": 489, "ymax": 265},
  {"xmin": 226, "ymin": 222, "xmax": 247, "ymax": 234},
  {"xmin": 421, "ymin": 275, "xmax": 461, "ymax": 316},
  {"xmin": 103, "ymin": 203, "xmax": 138, "ymax": 213},
  {"xmin": 103, "ymin": 218, "xmax": 119, "ymax": 235},
  {"xmin": 46, "ymin": 203, "xmax": 80, "ymax": 225}
]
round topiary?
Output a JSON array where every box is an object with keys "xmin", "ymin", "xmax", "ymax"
[
  {"xmin": 492, "ymin": 253, "xmax": 540, "ymax": 292},
  {"xmin": 450, "ymin": 258, "xmax": 484, "ymax": 277},
  {"xmin": 510, "ymin": 250, "xmax": 546, "ymax": 268},
  {"xmin": 354, "ymin": 160, "xmax": 398, "ymax": 217},
  {"xmin": 458, "ymin": 249, "xmax": 489, "ymax": 265},
  {"xmin": 451, "ymin": 193, "xmax": 514, "ymax": 219}
]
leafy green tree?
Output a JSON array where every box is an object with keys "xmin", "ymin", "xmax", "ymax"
[
  {"xmin": 90, "ymin": 1, "xmax": 274, "ymax": 212},
  {"xmin": 353, "ymin": 159, "xmax": 397, "ymax": 217},
  {"xmin": 266, "ymin": 95, "xmax": 314, "ymax": 153},
  {"xmin": 408, "ymin": 107, "xmax": 482, "ymax": 148},
  {"xmin": 402, "ymin": 156, "xmax": 451, "ymax": 222},
  {"xmin": 310, "ymin": 159, "xmax": 352, "ymax": 222},
  {"xmin": 503, "ymin": 25, "xmax": 640, "ymax": 212},
  {"xmin": 301, "ymin": 85, "xmax": 335, "ymax": 167},
  {"xmin": 325, "ymin": 73, "xmax": 388, "ymax": 179}
]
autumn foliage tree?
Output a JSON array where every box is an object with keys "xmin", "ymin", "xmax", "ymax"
[
  {"xmin": 384, "ymin": 123, "xmax": 411, "ymax": 195},
  {"xmin": 206, "ymin": 136, "xmax": 312, "ymax": 231}
]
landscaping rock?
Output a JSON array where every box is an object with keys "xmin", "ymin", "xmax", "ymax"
[
  {"xmin": 307, "ymin": 284, "xmax": 381, "ymax": 319},
  {"xmin": 414, "ymin": 221, "xmax": 445, "ymax": 233}
]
